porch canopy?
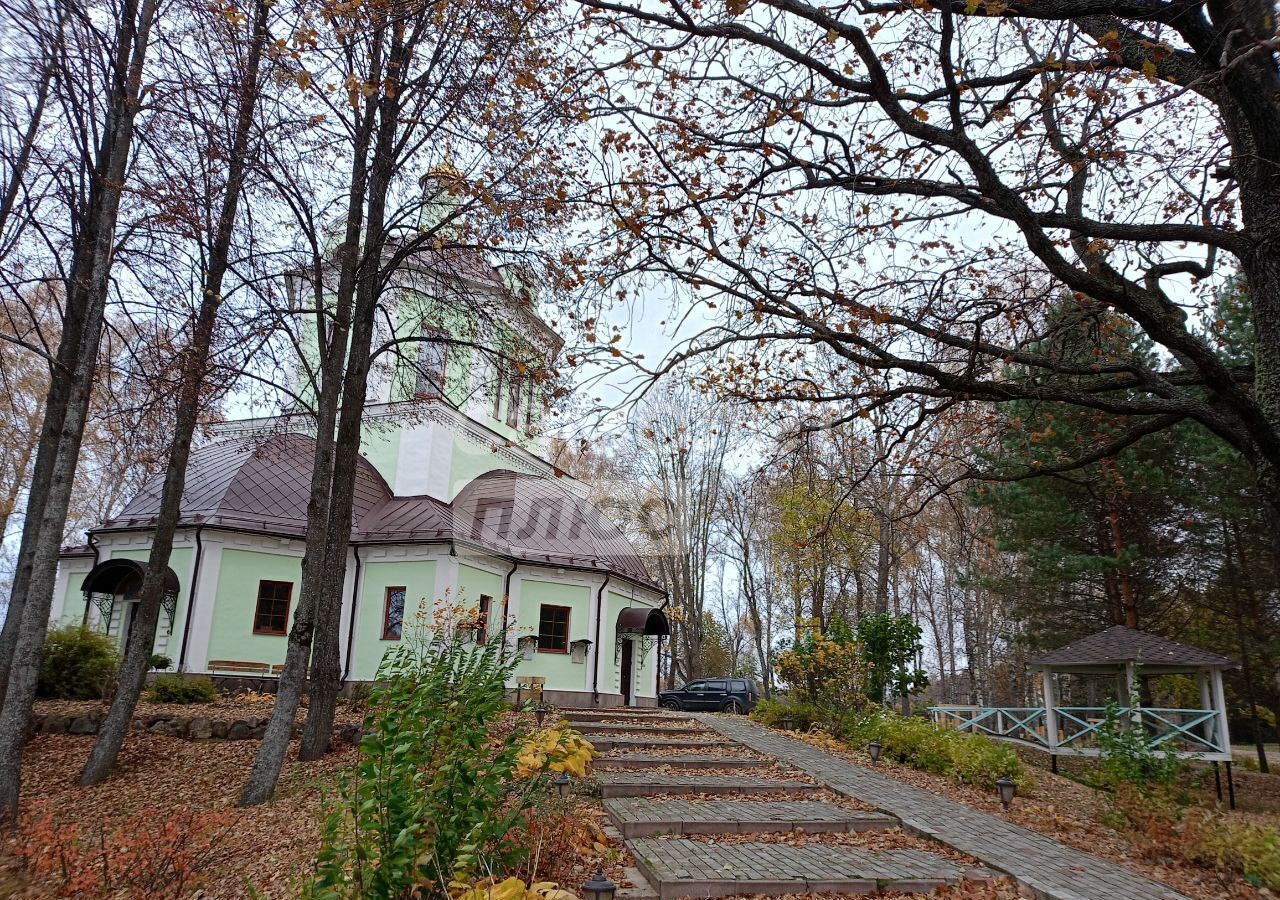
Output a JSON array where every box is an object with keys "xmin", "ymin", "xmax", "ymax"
[
  {"xmin": 616, "ymin": 606, "xmax": 670, "ymax": 636},
  {"xmin": 932, "ymin": 625, "xmax": 1239, "ymax": 762},
  {"xmin": 81, "ymin": 558, "xmax": 179, "ymax": 596},
  {"xmin": 80, "ymin": 558, "xmax": 180, "ymax": 631}
]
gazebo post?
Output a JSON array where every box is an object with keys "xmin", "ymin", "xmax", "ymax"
[
  {"xmin": 1124, "ymin": 660, "xmax": 1142, "ymax": 730},
  {"xmin": 1197, "ymin": 670, "xmax": 1214, "ymax": 745},
  {"xmin": 1041, "ymin": 668, "xmax": 1060, "ymax": 772},
  {"xmin": 1210, "ymin": 666, "xmax": 1232, "ymax": 756}
]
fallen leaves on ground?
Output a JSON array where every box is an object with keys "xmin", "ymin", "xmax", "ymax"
[
  {"xmin": 2, "ymin": 733, "xmax": 355, "ymax": 899},
  {"xmin": 787, "ymin": 728, "xmax": 1270, "ymax": 900}
]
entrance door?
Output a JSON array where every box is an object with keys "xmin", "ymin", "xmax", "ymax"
[
  {"xmin": 124, "ymin": 600, "xmax": 140, "ymax": 645},
  {"xmin": 620, "ymin": 639, "xmax": 634, "ymax": 706}
]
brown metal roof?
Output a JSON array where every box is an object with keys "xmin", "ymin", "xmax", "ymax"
[
  {"xmin": 1030, "ymin": 625, "xmax": 1239, "ymax": 671},
  {"xmin": 105, "ymin": 434, "xmax": 658, "ymax": 589},
  {"xmin": 103, "ymin": 433, "xmax": 391, "ymax": 537},
  {"xmin": 355, "ymin": 468, "xmax": 658, "ymax": 588},
  {"xmin": 448, "ymin": 470, "xmax": 656, "ymax": 586}
]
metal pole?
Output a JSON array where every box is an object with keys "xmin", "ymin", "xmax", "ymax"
[
  {"xmin": 1213, "ymin": 761, "xmax": 1222, "ymax": 803},
  {"xmin": 1226, "ymin": 761, "xmax": 1236, "ymax": 810}
]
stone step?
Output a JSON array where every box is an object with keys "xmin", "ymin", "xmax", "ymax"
[
  {"xmin": 567, "ymin": 710, "xmax": 680, "ymax": 722},
  {"xmin": 604, "ymin": 798, "xmax": 900, "ymax": 838},
  {"xmin": 584, "ymin": 736, "xmax": 728, "ymax": 753},
  {"xmin": 568, "ymin": 722, "xmax": 709, "ymax": 736},
  {"xmin": 630, "ymin": 837, "xmax": 968, "ymax": 899},
  {"xmin": 596, "ymin": 754, "xmax": 762, "ymax": 770},
  {"xmin": 598, "ymin": 773, "xmax": 818, "ymax": 798}
]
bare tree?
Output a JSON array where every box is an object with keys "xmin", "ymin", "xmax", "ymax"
[
  {"xmin": 572, "ymin": 0, "xmax": 1280, "ymax": 571},
  {"xmin": 78, "ymin": 0, "xmax": 271, "ymax": 786},
  {"xmin": 240, "ymin": 0, "xmax": 574, "ymax": 802},
  {"xmin": 623, "ymin": 382, "xmax": 733, "ymax": 685},
  {"xmin": 0, "ymin": 0, "xmax": 161, "ymax": 820}
]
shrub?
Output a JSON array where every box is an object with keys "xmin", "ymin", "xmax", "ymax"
[
  {"xmin": 1094, "ymin": 702, "xmax": 1185, "ymax": 791},
  {"xmin": 16, "ymin": 800, "xmax": 237, "ymax": 898},
  {"xmin": 750, "ymin": 697, "xmax": 828, "ymax": 732},
  {"xmin": 147, "ymin": 675, "xmax": 218, "ymax": 704},
  {"xmin": 149, "ymin": 654, "xmax": 172, "ymax": 670},
  {"xmin": 37, "ymin": 626, "xmax": 119, "ymax": 700},
  {"xmin": 1191, "ymin": 816, "xmax": 1280, "ymax": 890},
  {"xmin": 774, "ymin": 617, "xmax": 869, "ymax": 708},
  {"xmin": 842, "ymin": 708, "xmax": 1027, "ymax": 790},
  {"xmin": 1109, "ymin": 784, "xmax": 1280, "ymax": 890},
  {"xmin": 310, "ymin": 631, "xmax": 591, "ymax": 898}
]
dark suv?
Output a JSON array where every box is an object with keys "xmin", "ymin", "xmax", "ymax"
[{"xmin": 658, "ymin": 678, "xmax": 759, "ymax": 713}]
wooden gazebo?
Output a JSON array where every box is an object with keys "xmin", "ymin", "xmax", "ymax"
[{"xmin": 931, "ymin": 625, "xmax": 1241, "ymax": 805}]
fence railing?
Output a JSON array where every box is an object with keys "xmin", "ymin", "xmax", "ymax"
[{"xmin": 928, "ymin": 705, "xmax": 1226, "ymax": 756}]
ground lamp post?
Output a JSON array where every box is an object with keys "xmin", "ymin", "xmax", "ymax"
[
  {"xmin": 535, "ymin": 704, "xmax": 547, "ymax": 727},
  {"xmin": 581, "ymin": 866, "xmax": 616, "ymax": 900},
  {"xmin": 552, "ymin": 772, "xmax": 572, "ymax": 797},
  {"xmin": 867, "ymin": 740, "xmax": 882, "ymax": 765},
  {"xmin": 996, "ymin": 776, "xmax": 1016, "ymax": 811}
]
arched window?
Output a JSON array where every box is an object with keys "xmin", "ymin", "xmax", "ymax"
[
  {"xmin": 414, "ymin": 325, "xmax": 448, "ymax": 399},
  {"xmin": 505, "ymin": 372, "xmax": 522, "ymax": 428}
]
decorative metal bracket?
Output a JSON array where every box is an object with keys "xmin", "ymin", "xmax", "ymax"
[
  {"xmin": 161, "ymin": 591, "xmax": 178, "ymax": 635},
  {"xmin": 615, "ymin": 632, "xmax": 658, "ymax": 662},
  {"xmin": 88, "ymin": 592, "xmax": 115, "ymax": 630}
]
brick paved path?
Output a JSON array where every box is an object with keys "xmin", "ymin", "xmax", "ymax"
[
  {"xmin": 583, "ymin": 735, "xmax": 727, "ymax": 752},
  {"xmin": 598, "ymin": 771, "xmax": 819, "ymax": 797},
  {"xmin": 630, "ymin": 837, "xmax": 966, "ymax": 899},
  {"xmin": 697, "ymin": 714, "xmax": 1188, "ymax": 900},
  {"xmin": 595, "ymin": 754, "xmax": 762, "ymax": 770},
  {"xmin": 603, "ymin": 797, "xmax": 899, "ymax": 837}
]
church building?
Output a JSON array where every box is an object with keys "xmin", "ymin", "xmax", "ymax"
[{"xmin": 50, "ymin": 188, "xmax": 668, "ymax": 708}]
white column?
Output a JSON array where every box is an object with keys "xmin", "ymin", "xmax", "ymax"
[
  {"xmin": 336, "ymin": 548, "xmax": 358, "ymax": 674},
  {"xmin": 1041, "ymin": 669, "xmax": 1059, "ymax": 752},
  {"xmin": 1211, "ymin": 667, "xmax": 1232, "ymax": 756},
  {"xmin": 584, "ymin": 576, "xmax": 601, "ymax": 695},
  {"xmin": 1198, "ymin": 670, "xmax": 1214, "ymax": 746},
  {"xmin": 1125, "ymin": 661, "xmax": 1141, "ymax": 727},
  {"xmin": 184, "ymin": 542, "xmax": 224, "ymax": 673}
]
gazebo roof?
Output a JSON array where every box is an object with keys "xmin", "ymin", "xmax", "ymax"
[{"xmin": 1031, "ymin": 625, "xmax": 1239, "ymax": 672}]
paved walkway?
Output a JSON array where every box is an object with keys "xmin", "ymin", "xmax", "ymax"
[
  {"xmin": 604, "ymin": 797, "xmax": 898, "ymax": 837},
  {"xmin": 630, "ymin": 837, "xmax": 964, "ymax": 899},
  {"xmin": 598, "ymin": 771, "xmax": 819, "ymax": 797},
  {"xmin": 698, "ymin": 714, "xmax": 1188, "ymax": 900}
]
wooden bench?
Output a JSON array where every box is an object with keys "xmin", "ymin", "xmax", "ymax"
[
  {"xmin": 270, "ymin": 664, "xmax": 311, "ymax": 676},
  {"xmin": 515, "ymin": 676, "xmax": 545, "ymax": 704},
  {"xmin": 208, "ymin": 660, "xmax": 271, "ymax": 676}
]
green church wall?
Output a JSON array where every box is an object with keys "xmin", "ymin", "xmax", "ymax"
[
  {"xmin": 390, "ymin": 291, "xmax": 475, "ymax": 406},
  {"xmin": 205, "ymin": 549, "xmax": 303, "ymax": 667},
  {"xmin": 360, "ymin": 420, "xmax": 401, "ymax": 487},
  {"xmin": 350, "ymin": 558, "xmax": 437, "ymax": 680},
  {"xmin": 514, "ymin": 578, "xmax": 592, "ymax": 692},
  {"xmin": 56, "ymin": 566, "xmax": 93, "ymax": 628},
  {"xmin": 457, "ymin": 564, "xmax": 504, "ymax": 623}
]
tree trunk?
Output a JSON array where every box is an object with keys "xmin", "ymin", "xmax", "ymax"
[
  {"xmin": 0, "ymin": 0, "xmax": 158, "ymax": 822},
  {"xmin": 240, "ymin": 21, "xmax": 383, "ymax": 805},
  {"xmin": 78, "ymin": 0, "xmax": 268, "ymax": 787},
  {"xmin": 874, "ymin": 507, "xmax": 891, "ymax": 614}
]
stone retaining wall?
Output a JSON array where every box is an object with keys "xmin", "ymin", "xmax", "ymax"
[{"xmin": 28, "ymin": 711, "xmax": 363, "ymax": 744}]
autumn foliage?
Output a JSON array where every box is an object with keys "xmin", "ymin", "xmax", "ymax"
[{"xmin": 14, "ymin": 799, "xmax": 237, "ymax": 898}]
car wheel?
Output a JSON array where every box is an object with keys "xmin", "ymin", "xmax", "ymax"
[
  {"xmin": 660, "ymin": 698, "xmax": 681, "ymax": 710},
  {"xmin": 722, "ymin": 699, "xmax": 744, "ymax": 714}
]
